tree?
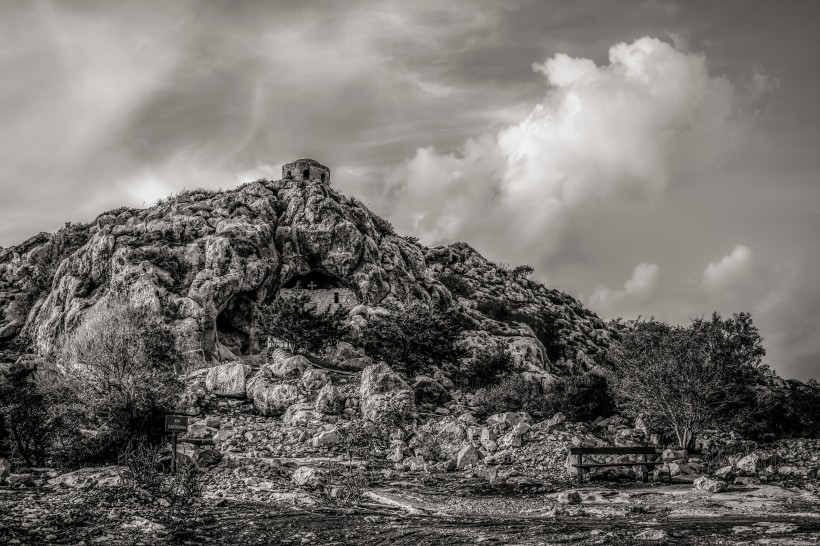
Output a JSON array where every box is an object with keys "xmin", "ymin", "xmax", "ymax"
[
  {"xmin": 0, "ymin": 363, "xmax": 54, "ymax": 466},
  {"xmin": 610, "ymin": 319, "xmax": 749, "ymax": 450},
  {"xmin": 360, "ymin": 303, "xmax": 466, "ymax": 376},
  {"xmin": 59, "ymin": 298, "xmax": 182, "ymax": 460},
  {"xmin": 256, "ymin": 292, "xmax": 346, "ymax": 354}
]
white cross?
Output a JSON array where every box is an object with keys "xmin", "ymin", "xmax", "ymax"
[{"xmin": 307, "ymin": 281, "xmax": 317, "ymax": 291}]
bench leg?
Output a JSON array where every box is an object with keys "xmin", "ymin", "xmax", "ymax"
[
  {"xmin": 575, "ymin": 454, "xmax": 583, "ymax": 483},
  {"xmin": 642, "ymin": 454, "xmax": 649, "ymax": 483}
]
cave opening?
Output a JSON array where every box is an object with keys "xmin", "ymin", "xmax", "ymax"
[{"xmin": 215, "ymin": 291, "xmax": 258, "ymax": 356}]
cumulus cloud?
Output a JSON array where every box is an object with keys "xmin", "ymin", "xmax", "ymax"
[
  {"xmin": 588, "ymin": 262, "xmax": 660, "ymax": 315},
  {"xmin": 702, "ymin": 245, "xmax": 754, "ymax": 292},
  {"xmin": 371, "ymin": 37, "xmax": 746, "ymax": 264}
]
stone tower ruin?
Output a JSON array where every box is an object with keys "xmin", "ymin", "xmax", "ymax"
[{"xmin": 282, "ymin": 158, "xmax": 330, "ymax": 185}]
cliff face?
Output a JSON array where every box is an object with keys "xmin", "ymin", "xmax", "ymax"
[{"xmin": 0, "ymin": 175, "xmax": 610, "ymax": 376}]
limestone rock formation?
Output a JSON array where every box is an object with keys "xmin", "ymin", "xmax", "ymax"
[{"xmin": 0, "ymin": 166, "xmax": 613, "ymax": 384}]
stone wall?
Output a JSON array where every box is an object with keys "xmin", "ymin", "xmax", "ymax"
[{"xmin": 278, "ymin": 287, "xmax": 357, "ymax": 313}]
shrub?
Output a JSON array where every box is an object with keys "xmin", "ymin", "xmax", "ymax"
[
  {"xmin": 475, "ymin": 298, "xmax": 564, "ymax": 363},
  {"xmin": 360, "ymin": 304, "xmax": 466, "ymax": 377},
  {"xmin": 256, "ymin": 292, "xmax": 346, "ymax": 355},
  {"xmin": 0, "ymin": 363, "xmax": 55, "ymax": 466},
  {"xmin": 119, "ymin": 442, "xmax": 203, "ymax": 503},
  {"xmin": 478, "ymin": 373, "xmax": 614, "ymax": 422},
  {"xmin": 545, "ymin": 374, "xmax": 615, "ymax": 422},
  {"xmin": 478, "ymin": 375, "xmax": 549, "ymax": 419},
  {"xmin": 438, "ymin": 272, "xmax": 474, "ymax": 299},
  {"xmin": 511, "ymin": 265, "xmax": 534, "ymax": 279},
  {"xmin": 58, "ymin": 299, "xmax": 183, "ymax": 463},
  {"xmin": 457, "ymin": 346, "xmax": 514, "ymax": 389}
]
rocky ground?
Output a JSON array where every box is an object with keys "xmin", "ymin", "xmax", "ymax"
[
  {"xmin": 2, "ymin": 466, "xmax": 819, "ymax": 545},
  {"xmin": 3, "ymin": 349, "xmax": 820, "ymax": 545}
]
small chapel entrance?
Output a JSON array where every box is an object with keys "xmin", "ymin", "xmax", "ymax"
[{"xmin": 279, "ymin": 271, "xmax": 358, "ymax": 312}]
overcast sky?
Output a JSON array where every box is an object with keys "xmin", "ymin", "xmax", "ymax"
[{"xmin": 1, "ymin": 1, "xmax": 819, "ymax": 380}]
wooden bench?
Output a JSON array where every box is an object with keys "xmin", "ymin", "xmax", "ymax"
[{"xmin": 569, "ymin": 446, "xmax": 658, "ymax": 483}]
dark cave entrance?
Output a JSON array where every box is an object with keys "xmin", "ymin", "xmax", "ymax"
[{"xmin": 216, "ymin": 291, "xmax": 258, "ymax": 356}]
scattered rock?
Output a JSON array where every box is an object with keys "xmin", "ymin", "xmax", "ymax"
[
  {"xmin": 694, "ymin": 476, "xmax": 728, "ymax": 493},
  {"xmin": 253, "ymin": 384, "xmax": 299, "ymax": 417},
  {"xmin": 557, "ymin": 490, "xmax": 582, "ymax": 505},
  {"xmin": 456, "ymin": 445, "xmax": 480, "ymax": 469},
  {"xmin": 291, "ymin": 466, "xmax": 326, "ymax": 489},
  {"xmin": 205, "ymin": 362, "xmax": 247, "ymax": 397}
]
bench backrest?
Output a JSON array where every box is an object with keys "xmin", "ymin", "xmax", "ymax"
[{"xmin": 568, "ymin": 446, "xmax": 656, "ymax": 455}]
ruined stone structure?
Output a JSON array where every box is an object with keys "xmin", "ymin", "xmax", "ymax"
[
  {"xmin": 278, "ymin": 271, "xmax": 357, "ymax": 313},
  {"xmin": 282, "ymin": 158, "xmax": 331, "ymax": 185}
]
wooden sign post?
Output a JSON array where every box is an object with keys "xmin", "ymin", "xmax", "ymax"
[{"xmin": 164, "ymin": 415, "xmax": 189, "ymax": 474}]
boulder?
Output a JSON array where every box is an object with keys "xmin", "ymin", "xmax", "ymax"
[
  {"xmin": 332, "ymin": 342, "xmax": 362, "ymax": 362},
  {"xmin": 545, "ymin": 412, "xmax": 566, "ymax": 432},
  {"xmin": 312, "ymin": 429, "xmax": 340, "ymax": 448},
  {"xmin": 194, "ymin": 448, "xmax": 223, "ymax": 467},
  {"xmin": 661, "ymin": 448, "xmax": 688, "ymax": 463},
  {"xmin": 359, "ymin": 362, "xmax": 410, "ymax": 399},
  {"xmin": 291, "ymin": 466, "xmax": 326, "ymax": 489},
  {"xmin": 360, "ymin": 391, "xmax": 414, "ymax": 422},
  {"xmin": 456, "ymin": 444, "xmax": 480, "ymax": 469},
  {"xmin": 736, "ymin": 453, "xmax": 761, "ymax": 474},
  {"xmin": 315, "ymin": 383, "xmax": 344, "ymax": 414},
  {"xmin": 204, "ymin": 362, "xmax": 246, "ymax": 397},
  {"xmin": 271, "ymin": 355, "xmax": 310, "ymax": 378},
  {"xmin": 694, "ymin": 476, "xmax": 728, "ymax": 494},
  {"xmin": 253, "ymin": 384, "xmax": 299, "ymax": 417},
  {"xmin": 0, "ymin": 458, "xmax": 10, "ymax": 481},
  {"xmin": 557, "ymin": 490, "xmax": 582, "ymax": 505},
  {"xmin": 412, "ymin": 376, "xmax": 450, "ymax": 406},
  {"xmin": 486, "ymin": 412, "xmax": 531, "ymax": 432},
  {"xmin": 714, "ymin": 465, "xmax": 735, "ymax": 480},
  {"xmin": 301, "ymin": 368, "xmax": 330, "ymax": 391},
  {"xmin": 283, "ymin": 403, "xmax": 320, "ymax": 426}
]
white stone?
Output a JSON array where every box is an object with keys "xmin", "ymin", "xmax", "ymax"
[{"xmin": 204, "ymin": 362, "xmax": 246, "ymax": 397}]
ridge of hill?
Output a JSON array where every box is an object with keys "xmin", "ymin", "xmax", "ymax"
[{"xmin": 0, "ymin": 173, "xmax": 611, "ymax": 380}]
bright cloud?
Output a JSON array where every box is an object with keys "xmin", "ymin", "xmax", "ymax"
[
  {"xmin": 375, "ymin": 37, "xmax": 746, "ymax": 265},
  {"xmin": 702, "ymin": 245, "xmax": 753, "ymax": 292},
  {"xmin": 588, "ymin": 262, "xmax": 660, "ymax": 314}
]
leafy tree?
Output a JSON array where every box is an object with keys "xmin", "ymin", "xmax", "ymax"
[
  {"xmin": 0, "ymin": 363, "xmax": 54, "ymax": 466},
  {"xmin": 58, "ymin": 299, "xmax": 183, "ymax": 461},
  {"xmin": 609, "ymin": 314, "xmax": 768, "ymax": 450},
  {"xmin": 511, "ymin": 265, "xmax": 534, "ymax": 279},
  {"xmin": 256, "ymin": 292, "xmax": 346, "ymax": 354},
  {"xmin": 457, "ymin": 346, "xmax": 514, "ymax": 389},
  {"xmin": 360, "ymin": 303, "xmax": 466, "ymax": 376}
]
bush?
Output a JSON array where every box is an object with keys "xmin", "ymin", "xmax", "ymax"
[
  {"xmin": 478, "ymin": 373, "xmax": 614, "ymax": 421},
  {"xmin": 0, "ymin": 363, "xmax": 56, "ymax": 466},
  {"xmin": 475, "ymin": 298, "xmax": 564, "ymax": 363},
  {"xmin": 257, "ymin": 292, "xmax": 346, "ymax": 355},
  {"xmin": 119, "ymin": 442, "xmax": 203, "ymax": 503},
  {"xmin": 457, "ymin": 346, "xmax": 514, "ymax": 389},
  {"xmin": 545, "ymin": 374, "xmax": 615, "ymax": 422},
  {"xmin": 58, "ymin": 299, "xmax": 183, "ymax": 463},
  {"xmin": 360, "ymin": 304, "xmax": 466, "ymax": 377},
  {"xmin": 438, "ymin": 272, "xmax": 474, "ymax": 299},
  {"xmin": 478, "ymin": 375, "xmax": 549, "ymax": 419}
]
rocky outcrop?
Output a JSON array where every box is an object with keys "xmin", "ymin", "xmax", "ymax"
[
  {"xmin": 0, "ymin": 170, "xmax": 614, "ymax": 383},
  {"xmin": 359, "ymin": 362, "xmax": 414, "ymax": 422}
]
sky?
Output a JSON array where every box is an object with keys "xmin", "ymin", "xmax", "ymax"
[{"xmin": 1, "ymin": 0, "xmax": 819, "ymax": 380}]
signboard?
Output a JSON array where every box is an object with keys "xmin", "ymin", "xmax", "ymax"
[{"xmin": 164, "ymin": 415, "xmax": 189, "ymax": 433}]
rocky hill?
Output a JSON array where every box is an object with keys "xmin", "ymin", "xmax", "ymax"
[{"xmin": 0, "ymin": 165, "xmax": 611, "ymax": 381}]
